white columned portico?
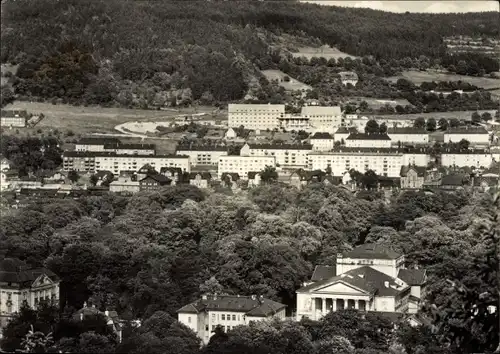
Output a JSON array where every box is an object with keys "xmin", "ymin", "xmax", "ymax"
[
  {"xmin": 354, "ymin": 300, "xmax": 359, "ymax": 310},
  {"xmin": 332, "ymin": 297, "xmax": 337, "ymax": 311},
  {"xmin": 322, "ymin": 297, "xmax": 326, "ymax": 314}
]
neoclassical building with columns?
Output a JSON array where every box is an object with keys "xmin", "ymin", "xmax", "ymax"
[{"xmin": 296, "ymin": 244, "xmax": 426, "ymax": 320}]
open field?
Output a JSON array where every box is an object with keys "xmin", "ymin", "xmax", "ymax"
[
  {"xmin": 2, "ymin": 101, "xmax": 222, "ymax": 135},
  {"xmin": 386, "ymin": 70, "xmax": 500, "ymax": 89},
  {"xmin": 370, "ymin": 109, "xmax": 497, "ymax": 121},
  {"xmin": 344, "ymin": 97, "xmax": 413, "ymax": 108},
  {"xmin": 261, "ymin": 69, "xmax": 312, "ymax": 91},
  {"xmin": 291, "ymin": 45, "xmax": 357, "ymax": 59}
]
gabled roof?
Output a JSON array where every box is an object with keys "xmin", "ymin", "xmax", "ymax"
[
  {"xmin": 445, "ymin": 127, "xmax": 489, "ymax": 134},
  {"xmin": 221, "ymin": 172, "xmax": 240, "ymax": 181},
  {"xmin": 160, "ymin": 167, "xmax": 183, "ymax": 175},
  {"xmin": 189, "ymin": 172, "xmax": 212, "ymax": 180},
  {"xmin": 310, "ymin": 132, "xmax": 334, "ymax": 140},
  {"xmin": 310, "ymin": 265, "xmax": 337, "ymax": 282},
  {"xmin": 397, "ymin": 269, "xmax": 427, "ymax": 286},
  {"xmin": 247, "ymin": 172, "xmax": 261, "ymax": 180},
  {"xmin": 76, "ymin": 137, "xmax": 121, "ymax": 145},
  {"xmin": 347, "ymin": 133, "xmax": 391, "ymax": 141},
  {"xmin": 1, "ymin": 110, "xmax": 29, "ymax": 118},
  {"xmin": 297, "ymin": 266, "xmax": 406, "ymax": 297},
  {"xmin": 138, "ymin": 164, "xmax": 158, "ymax": 174},
  {"xmin": 104, "ymin": 143, "xmax": 156, "ymax": 150},
  {"xmin": 335, "ymin": 127, "xmax": 358, "ymax": 134},
  {"xmin": 400, "ymin": 165, "xmax": 427, "ymax": 177},
  {"xmin": 388, "ymin": 127, "xmax": 428, "ymax": 134},
  {"xmin": 176, "ymin": 144, "xmax": 228, "ymax": 152},
  {"xmin": 0, "ymin": 258, "xmax": 59, "ymax": 285},
  {"xmin": 140, "ymin": 174, "xmax": 171, "ymax": 184},
  {"xmin": 343, "ymin": 244, "xmax": 402, "ymax": 260},
  {"xmin": 247, "ymin": 143, "xmax": 313, "ymax": 150},
  {"xmin": 441, "ymin": 174, "xmax": 468, "ymax": 186},
  {"xmin": 177, "ymin": 295, "xmax": 286, "ymax": 317}
]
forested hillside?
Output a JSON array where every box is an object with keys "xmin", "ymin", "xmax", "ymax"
[{"xmin": 1, "ymin": 0, "xmax": 498, "ymax": 107}]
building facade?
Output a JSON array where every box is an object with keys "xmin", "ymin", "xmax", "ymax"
[
  {"xmin": 441, "ymin": 150, "xmax": 493, "ymax": 168},
  {"xmin": 301, "ymin": 106, "xmax": 342, "ymax": 132},
  {"xmin": 1, "ymin": 110, "xmax": 28, "ymax": 128},
  {"xmin": 75, "ymin": 138, "xmax": 122, "ymax": 152},
  {"xmin": 228, "ymin": 104, "xmax": 285, "ymax": 130},
  {"xmin": 339, "ymin": 71, "xmax": 359, "ymax": 86},
  {"xmin": 103, "ymin": 143, "xmax": 156, "ymax": 156},
  {"xmin": 62, "ymin": 152, "xmax": 190, "ymax": 175},
  {"xmin": 218, "ymin": 155, "xmax": 275, "ymax": 179},
  {"xmin": 189, "ymin": 172, "xmax": 212, "ymax": 189},
  {"xmin": 177, "ymin": 295, "xmax": 286, "ymax": 344},
  {"xmin": 308, "ymin": 148, "xmax": 403, "ymax": 177},
  {"xmin": 387, "ymin": 128, "xmax": 429, "ymax": 145},
  {"xmin": 0, "ymin": 258, "xmax": 60, "ymax": 330},
  {"xmin": 400, "ymin": 166, "xmax": 426, "ymax": 189},
  {"xmin": 310, "ymin": 132, "xmax": 335, "ymax": 151},
  {"xmin": 296, "ymin": 244, "xmax": 426, "ymax": 321},
  {"xmin": 345, "ymin": 133, "xmax": 392, "ymax": 148},
  {"xmin": 240, "ymin": 143, "xmax": 312, "ymax": 168},
  {"xmin": 444, "ymin": 127, "xmax": 490, "ymax": 146},
  {"xmin": 175, "ymin": 145, "xmax": 228, "ymax": 166}
]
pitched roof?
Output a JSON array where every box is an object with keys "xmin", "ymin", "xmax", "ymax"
[
  {"xmin": 1, "ymin": 110, "xmax": 29, "ymax": 118},
  {"xmin": 247, "ymin": 143, "xmax": 313, "ymax": 150},
  {"xmin": 445, "ymin": 127, "xmax": 489, "ymax": 134},
  {"xmin": 343, "ymin": 244, "xmax": 402, "ymax": 260},
  {"xmin": 339, "ymin": 71, "xmax": 359, "ymax": 80},
  {"xmin": 347, "ymin": 133, "xmax": 391, "ymax": 141},
  {"xmin": 63, "ymin": 151, "xmax": 186, "ymax": 158},
  {"xmin": 140, "ymin": 174, "xmax": 171, "ymax": 184},
  {"xmin": 176, "ymin": 144, "xmax": 229, "ymax": 152},
  {"xmin": 310, "ymin": 132, "xmax": 334, "ymax": 140},
  {"xmin": 400, "ymin": 165, "xmax": 427, "ymax": 177},
  {"xmin": 247, "ymin": 171, "xmax": 261, "ymax": 179},
  {"xmin": 311, "ymin": 265, "xmax": 337, "ymax": 282},
  {"xmin": 221, "ymin": 172, "xmax": 240, "ymax": 181},
  {"xmin": 388, "ymin": 127, "xmax": 428, "ymax": 134},
  {"xmin": 76, "ymin": 137, "xmax": 121, "ymax": 145},
  {"xmin": 177, "ymin": 295, "xmax": 286, "ymax": 317},
  {"xmin": 297, "ymin": 266, "xmax": 407, "ymax": 297},
  {"xmin": 189, "ymin": 172, "xmax": 212, "ymax": 180},
  {"xmin": 441, "ymin": 174, "xmax": 468, "ymax": 186},
  {"xmin": 104, "ymin": 143, "xmax": 156, "ymax": 150},
  {"xmin": 0, "ymin": 258, "xmax": 59, "ymax": 285},
  {"xmin": 397, "ymin": 269, "xmax": 427, "ymax": 285},
  {"xmin": 160, "ymin": 167, "xmax": 183, "ymax": 175},
  {"xmin": 335, "ymin": 127, "xmax": 358, "ymax": 134}
]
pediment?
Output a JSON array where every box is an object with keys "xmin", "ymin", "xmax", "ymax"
[
  {"xmin": 32, "ymin": 273, "xmax": 54, "ymax": 288},
  {"xmin": 313, "ymin": 280, "xmax": 369, "ymax": 295}
]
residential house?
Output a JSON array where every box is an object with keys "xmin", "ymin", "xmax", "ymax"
[
  {"xmin": 109, "ymin": 174, "xmax": 140, "ymax": 194},
  {"xmin": 0, "ymin": 157, "xmax": 10, "ymax": 172},
  {"xmin": 345, "ymin": 133, "xmax": 392, "ymax": 148},
  {"xmin": 1, "ymin": 110, "xmax": 29, "ymax": 128},
  {"xmin": 387, "ymin": 128, "xmax": 429, "ymax": 146},
  {"xmin": 338, "ymin": 71, "xmax": 359, "ymax": 86},
  {"xmin": 218, "ymin": 156, "xmax": 275, "ymax": 180},
  {"xmin": 288, "ymin": 169, "xmax": 327, "ymax": 189},
  {"xmin": 473, "ymin": 173, "xmax": 500, "ymax": 192},
  {"xmin": 440, "ymin": 174, "xmax": 470, "ymax": 190},
  {"xmin": 139, "ymin": 174, "xmax": 171, "ymax": 191},
  {"xmin": 444, "ymin": 127, "xmax": 490, "ymax": 146},
  {"xmin": 0, "ymin": 257, "xmax": 60, "ymax": 332},
  {"xmin": 177, "ymin": 294, "xmax": 286, "ymax": 344},
  {"xmin": 310, "ymin": 132, "xmax": 335, "ymax": 151},
  {"xmin": 160, "ymin": 167, "xmax": 185, "ymax": 185},
  {"xmin": 73, "ymin": 303, "xmax": 123, "ymax": 343},
  {"xmin": 225, "ymin": 128, "xmax": 237, "ymax": 139},
  {"xmin": 240, "ymin": 143, "xmax": 312, "ymax": 168},
  {"xmin": 334, "ymin": 127, "xmax": 358, "ymax": 144},
  {"xmin": 400, "ymin": 166, "xmax": 426, "ymax": 189},
  {"xmin": 247, "ymin": 172, "xmax": 262, "ymax": 187},
  {"xmin": 221, "ymin": 173, "xmax": 240, "ymax": 189},
  {"xmin": 296, "ymin": 244, "xmax": 426, "ymax": 321},
  {"xmin": 189, "ymin": 172, "xmax": 212, "ymax": 189},
  {"xmin": 94, "ymin": 170, "xmax": 114, "ymax": 186}
]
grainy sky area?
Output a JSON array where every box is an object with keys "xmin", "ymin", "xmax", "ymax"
[{"xmin": 301, "ymin": 1, "xmax": 499, "ymax": 13}]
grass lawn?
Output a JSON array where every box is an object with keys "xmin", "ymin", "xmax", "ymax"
[
  {"xmin": 386, "ymin": 70, "xmax": 500, "ymax": 90},
  {"xmin": 261, "ymin": 69, "xmax": 312, "ymax": 91},
  {"xmin": 291, "ymin": 45, "xmax": 357, "ymax": 59},
  {"xmin": 3, "ymin": 101, "xmax": 221, "ymax": 136}
]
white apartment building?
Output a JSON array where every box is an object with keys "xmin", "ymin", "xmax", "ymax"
[
  {"xmin": 177, "ymin": 294, "xmax": 286, "ymax": 344},
  {"xmin": 308, "ymin": 148, "xmax": 404, "ymax": 177},
  {"xmin": 402, "ymin": 151, "xmax": 432, "ymax": 167},
  {"xmin": 1, "ymin": 110, "xmax": 29, "ymax": 128},
  {"xmin": 345, "ymin": 133, "xmax": 392, "ymax": 148},
  {"xmin": 441, "ymin": 150, "xmax": 493, "ymax": 168},
  {"xmin": 387, "ymin": 128, "xmax": 429, "ymax": 145},
  {"xmin": 218, "ymin": 155, "xmax": 275, "ymax": 179},
  {"xmin": 103, "ymin": 143, "xmax": 156, "ymax": 156},
  {"xmin": 301, "ymin": 106, "xmax": 342, "ymax": 132},
  {"xmin": 228, "ymin": 103, "xmax": 285, "ymax": 130},
  {"xmin": 62, "ymin": 152, "xmax": 190, "ymax": 175},
  {"xmin": 175, "ymin": 145, "xmax": 228, "ymax": 166},
  {"xmin": 296, "ymin": 244, "xmax": 426, "ymax": 321},
  {"xmin": 310, "ymin": 132, "xmax": 335, "ymax": 151},
  {"xmin": 444, "ymin": 127, "xmax": 490, "ymax": 146},
  {"xmin": 0, "ymin": 258, "xmax": 60, "ymax": 331},
  {"xmin": 240, "ymin": 143, "xmax": 312, "ymax": 168},
  {"xmin": 74, "ymin": 137, "xmax": 122, "ymax": 152}
]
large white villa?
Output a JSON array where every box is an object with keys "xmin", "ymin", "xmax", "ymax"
[{"xmin": 296, "ymin": 244, "xmax": 426, "ymax": 320}]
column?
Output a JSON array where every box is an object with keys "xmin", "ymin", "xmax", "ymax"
[
  {"xmin": 322, "ymin": 298, "xmax": 326, "ymax": 314},
  {"xmin": 311, "ymin": 297, "xmax": 316, "ymax": 320},
  {"xmin": 354, "ymin": 300, "xmax": 359, "ymax": 310},
  {"xmin": 332, "ymin": 298, "xmax": 337, "ymax": 312}
]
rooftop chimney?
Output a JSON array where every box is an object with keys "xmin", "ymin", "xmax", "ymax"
[{"xmin": 384, "ymin": 281, "xmax": 389, "ymax": 288}]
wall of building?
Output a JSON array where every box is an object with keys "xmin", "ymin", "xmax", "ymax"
[
  {"xmin": 388, "ymin": 134, "xmax": 429, "ymax": 145},
  {"xmin": 444, "ymin": 133, "xmax": 490, "ymax": 145},
  {"xmin": 337, "ymin": 258, "xmax": 400, "ymax": 278},
  {"xmin": 1, "ymin": 117, "xmax": 26, "ymax": 127},
  {"xmin": 311, "ymin": 139, "xmax": 334, "ymax": 151},
  {"xmin": 345, "ymin": 139, "xmax": 392, "ymax": 148},
  {"xmin": 176, "ymin": 150, "xmax": 227, "ymax": 166},
  {"xmin": 240, "ymin": 145, "xmax": 311, "ymax": 168},
  {"xmin": 402, "ymin": 153, "xmax": 431, "ymax": 166},
  {"xmin": 218, "ymin": 156, "xmax": 276, "ymax": 179},
  {"xmin": 374, "ymin": 296, "xmax": 396, "ymax": 312},
  {"xmin": 228, "ymin": 104, "xmax": 285, "ymax": 130},
  {"xmin": 441, "ymin": 153, "xmax": 493, "ymax": 167}
]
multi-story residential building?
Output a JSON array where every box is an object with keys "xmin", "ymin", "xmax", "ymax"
[
  {"xmin": 400, "ymin": 166, "xmax": 426, "ymax": 189},
  {"xmin": 62, "ymin": 152, "xmax": 190, "ymax": 175},
  {"xmin": 240, "ymin": 143, "xmax": 312, "ymax": 168},
  {"xmin": 444, "ymin": 127, "xmax": 490, "ymax": 146},
  {"xmin": 218, "ymin": 155, "xmax": 275, "ymax": 179},
  {"xmin": 345, "ymin": 133, "xmax": 392, "ymax": 148},
  {"xmin": 387, "ymin": 128, "xmax": 429, "ymax": 146},
  {"xmin": 75, "ymin": 137, "xmax": 121, "ymax": 152},
  {"xmin": 1, "ymin": 110, "xmax": 29, "ymax": 128},
  {"xmin": 310, "ymin": 132, "xmax": 335, "ymax": 151},
  {"xmin": 402, "ymin": 149, "xmax": 432, "ymax": 166},
  {"xmin": 296, "ymin": 244, "xmax": 426, "ymax": 321},
  {"xmin": 0, "ymin": 257, "xmax": 60, "ymax": 331},
  {"xmin": 308, "ymin": 148, "xmax": 404, "ymax": 177},
  {"xmin": 103, "ymin": 143, "xmax": 156, "ymax": 155},
  {"xmin": 338, "ymin": 71, "xmax": 359, "ymax": 86},
  {"xmin": 228, "ymin": 103, "xmax": 285, "ymax": 130},
  {"xmin": 175, "ymin": 144, "xmax": 228, "ymax": 166},
  {"xmin": 440, "ymin": 149, "xmax": 493, "ymax": 168},
  {"xmin": 177, "ymin": 294, "xmax": 286, "ymax": 344},
  {"xmin": 301, "ymin": 106, "xmax": 343, "ymax": 132}
]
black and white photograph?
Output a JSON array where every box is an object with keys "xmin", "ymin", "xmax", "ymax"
[{"xmin": 0, "ymin": 0, "xmax": 499, "ymax": 353}]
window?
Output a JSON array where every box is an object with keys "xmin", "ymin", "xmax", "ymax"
[
  {"xmin": 205, "ymin": 325, "xmax": 209, "ymax": 332},
  {"xmin": 188, "ymin": 316, "xmax": 191, "ymax": 323},
  {"xmin": 232, "ymin": 314, "xmax": 236, "ymax": 321},
  {"xmin": 221, "ymin": 314, "xmax": 225, "ymax": 321}
]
